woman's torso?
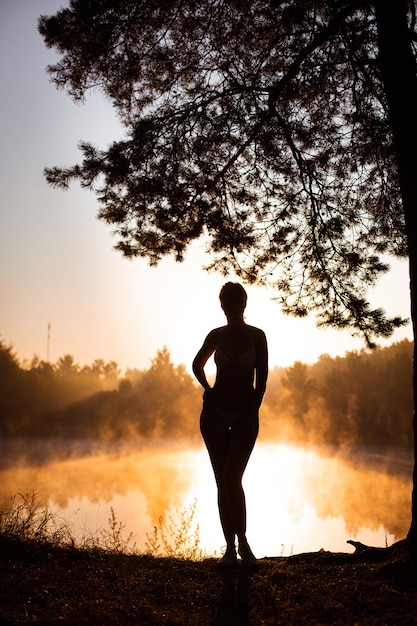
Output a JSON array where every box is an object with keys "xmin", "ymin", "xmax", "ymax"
[{"xmin": 211, "ymin": 325, "xmax": 257, "ymax": 414}]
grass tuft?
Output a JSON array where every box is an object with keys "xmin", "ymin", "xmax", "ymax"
[
  {"xmin": 1, "ymin": 491, "xmax": 204, "ymax": 560},
  {"xmin": 145, "ymin": 498, "xmax": 204, "ymax": 560},
  {"xmin": 0, "ymin": 491, "xmax": 73, "ymax": 547}
]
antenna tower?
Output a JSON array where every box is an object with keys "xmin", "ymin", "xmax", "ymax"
[{"xmin": 47, "ymin": 322, "xmax": 51, "ymax": 362}]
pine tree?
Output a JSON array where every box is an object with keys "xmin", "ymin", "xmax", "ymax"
[{"xmin": 39, "ymin": 0, "xmax": 417, "ymax": 552}]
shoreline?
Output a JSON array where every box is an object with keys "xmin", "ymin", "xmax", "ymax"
[{"xmin": 1, "ymin": 535, "xmax": 416, "ymax": 625}]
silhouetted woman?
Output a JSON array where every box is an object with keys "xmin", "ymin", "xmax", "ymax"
[{"xmin": 193, "ymin": 282, "xmax": 268, "ymax": 567}]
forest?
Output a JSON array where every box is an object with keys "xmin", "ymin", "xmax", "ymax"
[{"xmin": 0, "ymin": 338, "xmax": 413, "ymax": 449}]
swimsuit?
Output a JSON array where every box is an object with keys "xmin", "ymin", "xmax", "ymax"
[
  {"xmin": 214, "ymin": 345, "xmax": 256, "ymax": 371},
  {"xmin": 207, "ymin": 329, "xmax": 257, "ymax": 426}
]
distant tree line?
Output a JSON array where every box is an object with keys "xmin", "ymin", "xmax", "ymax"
[
  {"xmin": 0, "ymin": 344, "xmax": 200, "ymax": 440},
  {"xmin": 0, "ymin": 338, "xmax": 413, "ymax": 448},
  {"xmin": 262, "ymin": 339, "xmax": 413, "ymax": 448}
]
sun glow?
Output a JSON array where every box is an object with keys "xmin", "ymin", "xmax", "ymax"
[
  {"xmin": 0, "ymin": 3, "xmax": 413, "ymax": 379},
  {"xmin": 174, "ymin": 443, "xmax": 408, "ymax": 557}
]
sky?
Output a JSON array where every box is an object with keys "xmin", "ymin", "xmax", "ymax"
[{"xmin": 0, "ymin": 0, "xmax": 413, "ymax": 376}]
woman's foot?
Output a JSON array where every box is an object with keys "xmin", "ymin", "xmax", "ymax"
[
  {"xmin": 217, "ymin": 545, "xmax": 237, "ymax": 569},
  {"xmin": 238, "ymin": 539, "xmax": 258, "ymax": 566}
]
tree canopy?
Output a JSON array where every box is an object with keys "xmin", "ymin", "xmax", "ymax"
[{"xmin": 38, "ymin": 0, "xmax": 417, "ymax": 345}]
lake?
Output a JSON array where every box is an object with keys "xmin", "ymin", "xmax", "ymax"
[{"xmin": 0, "ymin": 439, "xmax": 413, "ymax": 557}]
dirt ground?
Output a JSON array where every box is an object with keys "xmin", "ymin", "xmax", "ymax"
[{"xmin": 1, "ymin": 537, "xmax": 417, "ymax": 625}]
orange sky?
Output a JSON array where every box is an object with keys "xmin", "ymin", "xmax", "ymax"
[{"xmin": 0, "ymin": 0, "xmax": 413, "ymax": 375}]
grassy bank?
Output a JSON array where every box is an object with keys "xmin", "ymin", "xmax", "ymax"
[
  {"xmin": 2, "ymin": 535, "xmax": 417, "ymax": 624},
  {"xmin": 1, "ymin": 494, "xmax": 417, "ymax": 624}
]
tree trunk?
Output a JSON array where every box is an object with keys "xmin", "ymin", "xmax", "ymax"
[{"xmin": 375, "ymin": 0, "xmax": 417, "ymax": 554}]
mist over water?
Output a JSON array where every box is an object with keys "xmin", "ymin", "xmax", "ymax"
[
  {"xmin": 0, "ymin": 439, "xmax": 412, "ymax": 557},
  {"xmin": 0, "ymin": 339, "xmax": 414, "ymax": 555}
]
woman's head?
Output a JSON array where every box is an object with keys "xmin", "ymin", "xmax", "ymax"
[
  {"xmin": 219, "ymin": 283, "xmax": 247, "ymax": 320},
  {"xmin": 219, "ymin": 282, "xmax": 247, "ymax": 305}
]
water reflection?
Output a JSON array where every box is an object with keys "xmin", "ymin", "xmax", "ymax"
[{"xmin": 0, "ymin": 440, "xmax": 412, "ymax": 556}]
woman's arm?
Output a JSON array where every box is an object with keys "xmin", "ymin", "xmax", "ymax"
[
  {"xmin": 192, "ymin": 329, "xmax": 219, "ymax": 391},
  {"xmin": 253, "ymin": 328, "xmax": 268, "ymax": 409}
]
